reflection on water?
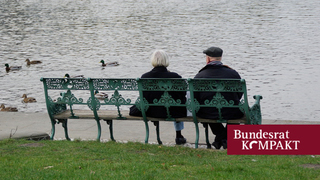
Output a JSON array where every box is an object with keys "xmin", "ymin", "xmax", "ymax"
[{"xmin": 1, "ymin": 0, "xmax": 320, "ymax": 121}]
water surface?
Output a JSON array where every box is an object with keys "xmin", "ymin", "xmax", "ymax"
[{"xmin": 1, "ymin": 0, "xmax": 320, "ymax": 121}]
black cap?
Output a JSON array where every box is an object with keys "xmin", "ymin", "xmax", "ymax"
[{"xmin": 203, "ymin": 46, "xmax": 223, "ymax": 57}]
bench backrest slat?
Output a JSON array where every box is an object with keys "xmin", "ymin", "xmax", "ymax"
[
  {"xmin": 90, "ymin": 78, "xmax": 138, "ymax": 91},
  {"xmin": 41, "ymin": 77, "xmax": 252, "ymax": 123},
  {"xmin": 136, "ymin": 78, "xmax": 249, "ymax": 122},
  {"xmin": 42, "ymin": 78, "xmax": 90, "ymax": 90}
]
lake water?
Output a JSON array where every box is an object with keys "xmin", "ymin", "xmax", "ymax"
[{"xmin": 1, "ymin": 0, "xmax": 320, "ymax": 121}]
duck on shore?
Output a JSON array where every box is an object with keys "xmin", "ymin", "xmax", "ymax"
[
  {"xmin": 0, "ymin": 104, "xmax": 18, "ymax": 112},
  {"xmin": 5, "ymin": 63, "xmax": 22, "ymax": 73},
  {"xmin": 100, "ymin": 60, "xmax": 119, "ymax": 67},
  {"xmin": 21, "ymin": 94, "xmax": 37, "ymax": 103},
  {"xmin": 25, "ymin": 58, "xmax": 42, "ymax": 65}
]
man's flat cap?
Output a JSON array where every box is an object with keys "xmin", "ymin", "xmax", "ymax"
[{"xmin": 203, "ymin": 46, "xmax": 223, "ymax": 57}]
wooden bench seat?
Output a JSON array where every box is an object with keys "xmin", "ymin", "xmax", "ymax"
[{"xmin": 54, "ymin": 109, "xmax": 246, "ymax": 123}]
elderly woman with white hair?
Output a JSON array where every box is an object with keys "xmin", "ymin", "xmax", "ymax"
[{"xmin": 129, "ymin": 50, "xmax": 187, "ymax": 145}]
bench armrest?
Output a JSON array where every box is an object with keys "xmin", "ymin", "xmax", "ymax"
[{"xmin": 249, "ymin": 95, "xmax": 263, "ymax": 124}]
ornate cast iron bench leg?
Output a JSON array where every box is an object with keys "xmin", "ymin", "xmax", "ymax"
[
  {"xmin": 58, "ymin": 119, "xmax": 70, "ymax": 141},
  {"xmin": 50, "ymin": 119, "xmax": 56, "ymax": 140},
  {"xmin": 105, "ymin": 120, "xmax": 115, "ymax": 141},
  {"xmin": 95, "ymin": 118, "xmax": 102, "ymax": 141},
  {"xmin": 144, "ymin": 120, "xmax": 149, "ymax": 144},
  {"xmin": 153, "ymin": 121, "xmax": 163, "ymax": 145},
  {"xmin": 194, "ymin": 122, "xmax": 199, "ymax": 148},
  {"xmin": 203, "ymin": 123, "xmax": 212, "ymax": 149}
]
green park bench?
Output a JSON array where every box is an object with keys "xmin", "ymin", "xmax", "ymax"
[{"xmin": 40, "ymin": 77, "xmax": 262, "ymax": 148}]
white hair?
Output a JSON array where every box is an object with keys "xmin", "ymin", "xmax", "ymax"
[{"xmin": 151, "ymin": 50, "xmax": 169, "ymax": 67}]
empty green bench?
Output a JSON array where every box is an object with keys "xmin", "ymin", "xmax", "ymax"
[{"xmin": 40, "ymin": 77, "xmax": 262, "ymax": 148}]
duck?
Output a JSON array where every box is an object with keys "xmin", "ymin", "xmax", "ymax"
[
  {"xmin": 94, "ymin": 90, "xmax": 108, "ymax": 100},
  {"xmin": 21, "ymin": 94, "xmax": 37, "ymax": 103},
  {"xmin": 100, "ymin": 60, "xmax": 119, "ymax": 67},
  {"xmin": 64, "ymin": 73, "xmax": 85, "ymax": 78},
  {"xmin": 0, "ymin": 104, "xmax": 18, "ymax": 112},
  {"xmin": 25, "ymin": 58, "xmax": 42, "ymax": 65},
  {"xmin": 5, "ymin": 63, "xmax": 22, "ymax": 73}
]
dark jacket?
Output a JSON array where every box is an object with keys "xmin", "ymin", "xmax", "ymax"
[
  {"xmin": 194, "ymin": 64, "xmax": 244, "ymax": 119},
  {"xmin": 130, "ymin": 66, "xmax": 187, "ymax": 118}
]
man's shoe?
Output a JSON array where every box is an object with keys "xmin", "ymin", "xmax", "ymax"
[
  {"xmin": 222, "ymin": 140, "xmax": 227, "ymax": 149},
  {"xmin": 175, "ymin": 137, "xmax": 187, "ymax": 145},
  {"xmin": 212, "ymin": 141, "xmax": 222, "ymax": 149}
]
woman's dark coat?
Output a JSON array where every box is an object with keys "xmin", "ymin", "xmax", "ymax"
[{"xmin": 130, "ymin": 66, "xmax": 187, "ymax": 118}]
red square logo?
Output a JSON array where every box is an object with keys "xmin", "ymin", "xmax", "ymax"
[{"xmin": 228, "ymin": 125, "xmax": 320, "ymax": 155}]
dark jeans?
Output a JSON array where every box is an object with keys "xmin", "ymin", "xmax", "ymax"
[
  {"xmin": 208, "ymin": 123, "xmax": 227, "ymax": 142},
  {"xmin": 207, "ymin": 123, "xmax": 240, "ymax": 142}
]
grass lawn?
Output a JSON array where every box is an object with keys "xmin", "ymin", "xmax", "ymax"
[{"xmin": 0, "ymin": 139, "xmax": 319, "ymax": 179}]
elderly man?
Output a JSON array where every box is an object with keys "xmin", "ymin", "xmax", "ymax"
[{"xmin": 194, "ymin": 46, "xmax": 244, "ymax": 149}]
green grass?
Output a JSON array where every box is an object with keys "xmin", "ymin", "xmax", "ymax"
[{"xmin": 0, "ymin": 139, "xmax": 319, "ymax": 180}]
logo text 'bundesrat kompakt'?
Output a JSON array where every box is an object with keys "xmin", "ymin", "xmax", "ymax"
[
  {"xmin": 233, "ymin": 129, "xmax": 300, "ymax": 150},
  {"xmin": 228, "ymin": 125, "xmax": 320, "ymax": 155}
]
